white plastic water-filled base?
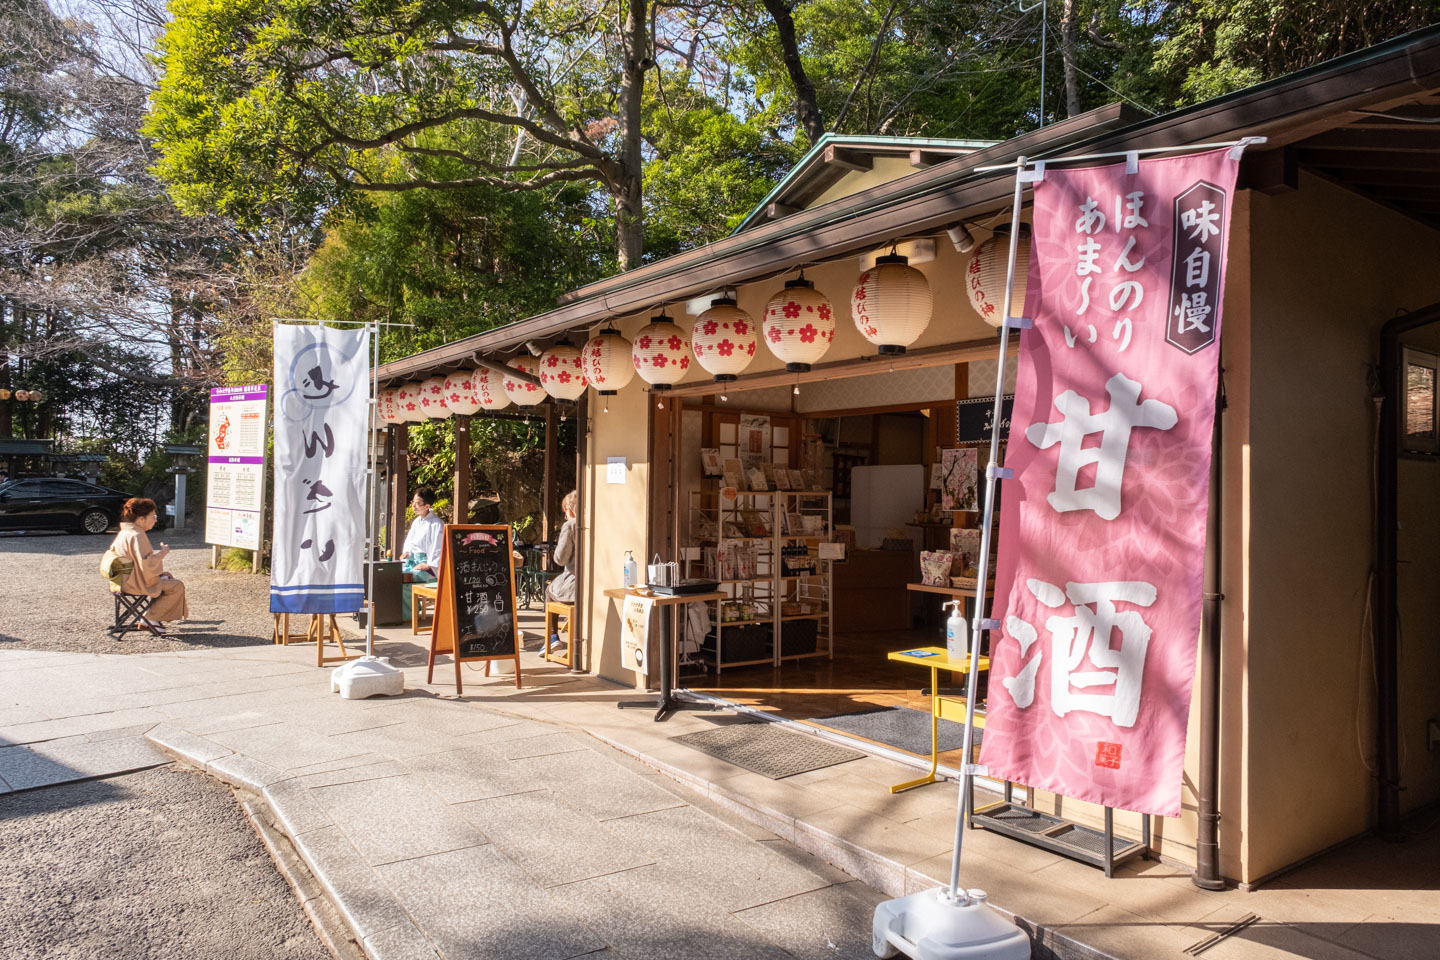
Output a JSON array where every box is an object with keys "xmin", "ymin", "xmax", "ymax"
[
  {"xmin": 331, "ymin": 656, "xmax": 406, "ymax": 699},
  {"xmin": 873, "ymin": 887, "xmax": 1031, "ymax": 960}
]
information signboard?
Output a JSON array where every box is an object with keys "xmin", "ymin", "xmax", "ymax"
[
  {"xmin": 205, "ymin": 385, "xmax": 268, "ymax": 550},
  {"xmin": 427, "ymin": 524, "xmax": 522, "ymax": 693}
]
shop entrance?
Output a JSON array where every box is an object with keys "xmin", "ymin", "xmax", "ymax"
[{"xmin": 670, "ymin": 359, "xmax": 1007, "ymax": 773}]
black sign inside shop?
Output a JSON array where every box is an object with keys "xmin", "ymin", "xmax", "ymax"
[{"xmin": 955, "ymin": 395, "xmax": 1014, "ymax": 446}]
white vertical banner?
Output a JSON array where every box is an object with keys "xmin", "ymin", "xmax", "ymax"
[{"xmin": 270, "ymin": 323, "xmax": 371, "ymax": 613}]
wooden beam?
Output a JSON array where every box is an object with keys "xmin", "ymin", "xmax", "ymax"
[
  {"xmin": 452, "ymin": 415, "xmax": 471, "ymax": 523},
  {"xmin": 823, "ymin": 145, "xmax": 872, "ymax": 173},
  {"xmin": 472, "ymin": 354, "xmax": 541, "ymax": 387},
  {"xmin": 909, "ymin": 149, "xmax": 952, "ymax": 168},
  {"xmin": 1300, "ymin": 129, "xmax": 1440, "ymax": 152},
  {"xmin": 1238, "ymin": 148, "xmax": 1298, "ymax": 194},
  {"xmin": 767, "ymin": 202, "xmax": 800, "ymax": 218},
  {"xmin": 388, "ymin": 423, "xmax": 408, "ymax": 557},
  {"xmin": 1296, "ymin": 148, "xmax": 1440, "ymax": 171},
  {"xmin": 1333, "ymin": 169, "xmax": 1440, "ymax": 187},
  {"xmin": 542, "ymin": 403, "xmax": 557, "ymax": 542},
  {"xmin": 666, "ymin": 335, "xmax": 1011, "ymax": 398}
]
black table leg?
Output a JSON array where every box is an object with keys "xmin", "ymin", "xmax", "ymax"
[{"xmin": 617, "ymin": 602, "xmax": 717, "ymax": 721}]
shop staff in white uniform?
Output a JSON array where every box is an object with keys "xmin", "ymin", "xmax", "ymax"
[{"xmin": 400, "ymin": 486, "xmax": 444, "ymax": 620}]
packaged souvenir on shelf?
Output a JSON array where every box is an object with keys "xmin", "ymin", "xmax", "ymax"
[
  {"xmin": 722, "ymin": 458, "xmax": 744, "ymax": 490},
  {"xmin": 949, "ymin": 527, "xmax": 982, "ymax": 575},
  {"xmin": 920, "ymin": 550, "xmax": 956, "ymax": 586},
  {"xmin": 700, "ymin": 448, "xmax": 723, "ymax": 477}
]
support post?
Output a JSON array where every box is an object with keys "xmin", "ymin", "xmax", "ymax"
[
  {"xmin": 172, "ymin": 471, "xmax": 187, "ymax": 532},
  {"xmin": 542, "ymin": 403, "xmax": 557, "ymax": 541},
  {"xmin": 453, "ymin": 414, "xmax": 471, "ymax": 524},
  {"xmin": 1194, "ymin": 374, "xmax": 1226, "ymax": 889},
  {"xmin": 389, "ymin": 423, "xmax": 409, "ymax": 558},
  {"xmin": 574, "ymin": 392, "xmax": 588, "ymax": 672}
]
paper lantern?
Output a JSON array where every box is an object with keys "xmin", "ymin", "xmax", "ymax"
[
  {"xmin": 471, "ymin": 366, "xmax": 510, "ymax": 411},
  {"xmin": 503, "ymin": 357, "xmax": 545, "ymax": 406},
  {"xmin": 691, "ymin": 297, "xmax": 757, "ymax": 382},
  {"xmin": 582, "ymin": 327, "xmax": 635, "ymax": 395},
  {"xmin": 632, "ymin": 314, "xmax": 691, "ymax": 390},
  {"xmin": 440, "ymin": 370, "xmax": 479, "ymax": 416},
  {"xmin": 763, "ymin": 277, "xmax": 835, "ymax": 372},
  {"xmin": 538, "ymin": 343, "xmax": 586, "ymax": 400},
  {"xmin": 377, "ymin": 387, "xmax": 404, "ymax": 424},
  {"xmin": 394, "ymin": 382, "xmax": 425, "ymax": 422},
  {"xmin": 851, "ymin": 253, "xmax": 933, "ymax": 355},
  {"xmin": 418, "ymin": 376, "xmax": 452, "ymax": 419},
  {"xmin": 966, "ymin": 223, "xmax": 1031, "ymax": 327}
]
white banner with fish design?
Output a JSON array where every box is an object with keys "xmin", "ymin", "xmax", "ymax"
[{"xmin": 270, "ymin": 322, "xmax": 371, "ymax": 613}]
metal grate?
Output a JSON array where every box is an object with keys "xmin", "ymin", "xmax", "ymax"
[
  {"xmin": 988, "ymin": 807, "xmax": 1058, "ymax": 833},
  {"xmin": 1051, "ymin": 823, "xmax": 1115, "ymax": 856}
]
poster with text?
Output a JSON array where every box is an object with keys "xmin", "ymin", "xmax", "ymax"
[
  {"xmin": 270, "ymin": 323, "xmax": 370, "ymax": 614},
  {"xmin": 621, "ymin": 595, "xmax": 653, "ymax": 677},
  {"xmin": 205, "ymin": 385, "xmax": 268, "ymax": 550},
  {"xmin": 978, "ymin": 147, "xmax": 1239, "ymax": 817}
]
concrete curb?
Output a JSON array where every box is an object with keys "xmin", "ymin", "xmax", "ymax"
[
  {"xmin": 146, "ymin": 728, "xmax": 440, "ymax": 960},
  {"xmin": 585, "ymin": 728, "xmax": 1120, "ymax": 960}
]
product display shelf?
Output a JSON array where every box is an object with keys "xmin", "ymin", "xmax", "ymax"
[
  {"xmin": 688, "ymin": 489, "xmax": 779, "ymax": 672},
  {"xmin": 775, "ymin": 490, "xmax": 833, "ymax": 662}
]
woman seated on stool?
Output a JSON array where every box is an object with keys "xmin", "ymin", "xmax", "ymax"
[
  {"xmin": 108, "ymin": 497, "xmax": 188, "ymax": 634},
  {"xmin": 401, "ymin": 487, "xmax": 444, "ymax": 622},
  {"xmin": 545, "ymin": 490, "xmax": 578, "ymax": 653}
]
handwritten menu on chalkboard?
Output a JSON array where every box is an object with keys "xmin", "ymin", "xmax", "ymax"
[{"xmin": 427, "ymin": 523, "xmax": 522, "ymax": 693}]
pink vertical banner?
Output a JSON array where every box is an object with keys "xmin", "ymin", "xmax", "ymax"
[{"xmin": 978, "ymin": 148, "xmax": 1240, "ymax": 817}]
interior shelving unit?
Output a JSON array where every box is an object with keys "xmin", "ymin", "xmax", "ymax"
[{"xmin": 688, "ymin": 488, "xmax": 834, "ymax": 673}]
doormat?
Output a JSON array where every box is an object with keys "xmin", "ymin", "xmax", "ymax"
[
  {"xmin": 806, "ymin": 706, "xmax": 982, "ymax": 757},
  {"xmin": 669, "ymin": 723, "xmax": 864, "ymax": 780}
]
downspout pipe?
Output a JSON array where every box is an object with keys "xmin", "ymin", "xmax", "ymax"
[
  {"xmin": 1193, "ymin": 372, "xmax": 1227, "ymax": 890},
  {"xmin": 1376, "ymin": 300, "xmax": 1440, "ymax": 837}
]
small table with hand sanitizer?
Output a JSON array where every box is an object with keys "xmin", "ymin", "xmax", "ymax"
[{"xmin": 886, "ymin": 593, "xmax": 988, "ymax": 793}]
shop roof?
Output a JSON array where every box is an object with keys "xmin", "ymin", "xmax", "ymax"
[
  {"xmin": 377, "ymin": 25, "xmax": 1440, "ymax": 386},
  {"xmin": 732, "ymin": 133, "xmax": 997, "ymax": 235}
]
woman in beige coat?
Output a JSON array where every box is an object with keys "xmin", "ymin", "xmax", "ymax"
[{"xmin": 108, "ymin": 497, "xmax": 188, "ymax": 632}]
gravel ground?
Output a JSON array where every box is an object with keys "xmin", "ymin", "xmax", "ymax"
[
  {"xmin": 0, "ymin": 528, "xmax": 356, "ymax": 655},
  {"xmin": 0, "ymin": 766, "xmax": 332, "ymax": 960}
]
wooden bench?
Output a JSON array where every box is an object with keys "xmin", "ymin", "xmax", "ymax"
[
  {"xmin": 412, "ymin": 583, "xmax": 438, "ymax": 635},
  {"xmin": 543, "ymin": 600, "xmax": 574, "ymax": 669}
]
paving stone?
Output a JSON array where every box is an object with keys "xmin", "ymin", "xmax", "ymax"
[
  {"xmin": 375, "ymin": 844, "xmax": 605, "ymax": 960},
  {"xmin": 326, "ymin": 721, "xmax": 468, "ymax": 759},
  {"xmin": 556, "ymin": 863, "xmax": 796, "ymax": 960},
  {"xmin": 206, "ymin": 753, "xmax": 290, "ymax": 791},
  {"xmin": 455, "ymin": 790, "xmax": 656, "ymax": 887},
  {"xmin": 309, "ymin": 774, "xmax": 486, "ymax": 866},
  {"xmin": 146, "ymin": 724, "xmax": 233, "ymax": 765},
  {"xmin": 497, "ymin": 731, "xmax": 591, "ymax": 760},
  {"xmin": 362, "ymin": 922, "xmax": 442, "ymax": 960},
  {"xmin": 0, "ymin": 707, "xmax": 167, "ymax": 745},
  {"xmin": 600, "ymin": 804, "xmax": 834, "ymax": 911},
  {"xmin": 733, "ymin": 881, "xmax": 889, "ymax": 960},
  {"xmin": 291, "ymin": 825, "xmax": 414, "ymax": 942},
  {"xmin": 263, "ymin": 777, "xmax": 336, "ymax": 837},
  {"xmin": 0, "ymin": 735, "xmax": 169, "ymax": 790},
  {"xmin": 207, "ymin": 722, "xmax": 373, "ymax": 770},
  {"xmin": 400, "ymin": 744, "xmax": 538, "ymax": 804},
  {"xmin": 295, "ymin": 758, "xmax": 409, "ymax": 788}
]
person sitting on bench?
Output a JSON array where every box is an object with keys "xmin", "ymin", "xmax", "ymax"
[
  {"xmin": 400, "ymin": 486, "xmax": 444, "ymax": 622},
  {"xmin": 107, "ymin": 497, "xmax": 188, "ymax": 634}
]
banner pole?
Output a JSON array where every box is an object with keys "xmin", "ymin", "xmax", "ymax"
[
  {"xmin": 366, "ymin": 322, "xmax": 379, "ymax": 658},
  {"xmin": 947, "ymin": 154, "xmax": 1030, "ymax": 903}
]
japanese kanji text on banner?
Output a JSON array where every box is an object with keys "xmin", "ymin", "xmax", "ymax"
[
  {"xmin": 978, "ymin": 147, "xmax": 1239, "ymax": 817},
  {"xmin": 270, "ymin": 324, "xmax": 370, "ymax": 614},
  {"xmin": 205, "ymin": 385, "xmax": 267, "ymax": 551}
]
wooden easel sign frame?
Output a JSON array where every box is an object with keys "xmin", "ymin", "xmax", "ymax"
[{"xmin": 426, "ymin": 524, "xmax": 523, "ymax": 694}]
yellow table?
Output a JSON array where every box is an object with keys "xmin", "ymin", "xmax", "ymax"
[{"xmin": 886, "ymin": 646, "xmax": 989, "ymax": 793}]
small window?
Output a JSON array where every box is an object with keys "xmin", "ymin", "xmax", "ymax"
[{"xmin": 1402, "ymin": 347, "xmax": 1439, "ymax": 455}]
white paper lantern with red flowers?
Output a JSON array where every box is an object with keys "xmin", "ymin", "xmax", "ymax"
[
  {"xmin": 581, "ymin": 327, "xmax": 634, "ymax": 395},
  {"xmin": 418, "ymin": 376, "xmax": 452, "ymax": 419},
  {"xmin": 966, "ymin": 223, "xmax": 1031, "ymax": 328},
  {"xmin": 442, "ymin": 369, "xmax": 482, "ymax": 416},
  {"xmin": 377, "ymin": 388, "xmax": 403, "ymax": 424},
  {"xmin": 691, "ymin": 297, "xmax": 757, "ymax": 382},
  {"xmin": 474, "ymin": 366, "xmax": 511, "ymax": 411},
  {"xmin": 763, "ymin": 277, "xmax": 835, "ymax": 372},
  {"xmin": 394, "ymin": 382, "xmax": 425, "ymax": 422},
  {"xmin": 631, "ymin": 314, "xmax": 691, "ymax": 391},
  {"xmin": 851, "ymin": 253, "xmax": 933, "ymax": 355},
  {"xmin": 503, "ymin": 357, "xmax": 546, "ymax": 406},
  {"xmin": 538, "ymin": 343, "xmax": 586, "ymax": 400}
]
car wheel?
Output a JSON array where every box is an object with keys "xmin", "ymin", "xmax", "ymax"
[{"xmin": 80, "ymin": 509, "xmax": 111, "ymax": 535}]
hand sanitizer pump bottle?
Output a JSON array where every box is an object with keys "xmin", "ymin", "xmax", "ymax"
[
  {"xmin": 945, "ymin": 601, "xmax": 968, "ymax": 661},
  {"xmin": 623, "ymin": 551, "xmax": 639, "ymax": 588}
]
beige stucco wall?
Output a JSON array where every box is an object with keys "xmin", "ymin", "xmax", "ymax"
[
  {"xmin": 810, "ymin": 156, "xmax": 931, "ymax": 209},
  {"xmin": 1243, "ymin": 172, "xmax": 1440, "ymax": 882}
]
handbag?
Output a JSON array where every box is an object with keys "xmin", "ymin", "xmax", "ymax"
[{"xmin": 647, "ymin": 553, "xmax": 678, "ymax": 587}]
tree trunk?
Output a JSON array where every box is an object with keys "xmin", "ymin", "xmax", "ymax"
[
  {"xmin": 1060, "ymin": 0, "xmax": 1081, "ymax": 118},
  {"xmin": 616, "ymin": 0, "xmax": 649, "ymax": 271},
  {"xmin": 761, "ymin": 0, "xmax": 824, "ymax": 142},
  {"xmin": 0, "ymin": 301, "xmax": 11, "ymax": 439}
]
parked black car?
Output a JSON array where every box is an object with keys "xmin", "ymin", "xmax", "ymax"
[{"xmin": 0, "ymin": 477, "xmax": 131, "ymax": 534}]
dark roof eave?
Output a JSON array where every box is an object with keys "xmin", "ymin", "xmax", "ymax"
[{"xmin": 376, "ymin": 26, "xmax": 1440, "ymax": 384}]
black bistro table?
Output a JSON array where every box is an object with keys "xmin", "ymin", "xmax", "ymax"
[{"xmin": 607, "ymin": 587, "xmax": 726, "ymax": 721}]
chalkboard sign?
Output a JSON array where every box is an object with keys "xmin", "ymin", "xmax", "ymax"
[
  {"xmin": 955, "ymin": 395, "xmax": 1014, "ymax": 446},
  {"xmin": 426, "ymin": 524, "xmax": 522, "ymax": 694}
]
